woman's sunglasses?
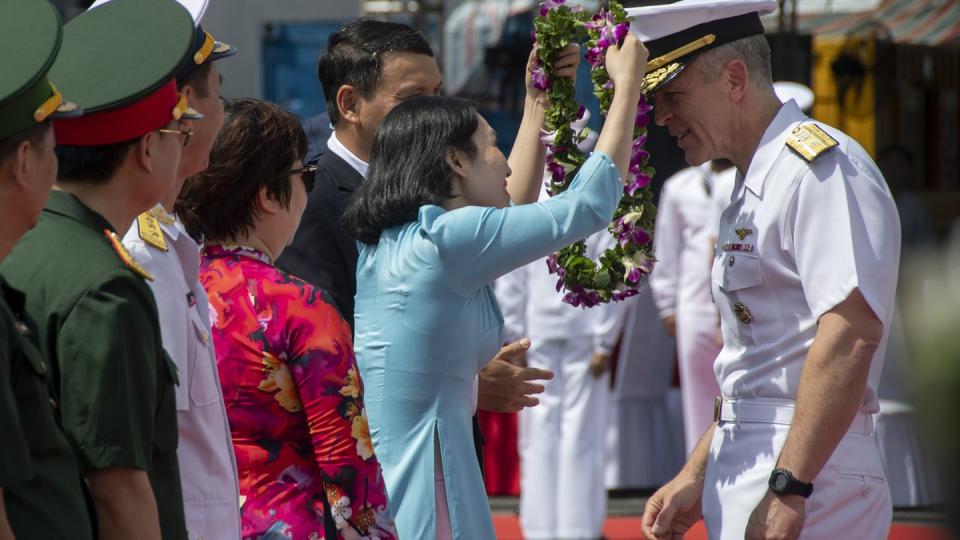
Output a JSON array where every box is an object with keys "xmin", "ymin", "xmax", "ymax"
[{"xmin": 286, "ymin": 160, "xmax": 318, "ymax": 192}]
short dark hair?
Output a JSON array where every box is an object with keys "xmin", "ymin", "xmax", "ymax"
[
  {"xmin": 0, "ymin": 120, "xmax": 51, "ymax": 164},
  {"xmin": 175, "ymin": 98, "xmax": 307, "ymax": 242},
  {"xmin": 56, "ymin": 138, "xmax": 138, "ymax": 184},
  {"xmin": 318, "ymin": 18, "xmax": 433, "ymax": 125},
  {"xmin": 178, "ymin": 61, "xmax": 214, "ymax": 99},
  {"xmin": 342, "ymin": 96, "xmax": 478, "ymax": 245}
]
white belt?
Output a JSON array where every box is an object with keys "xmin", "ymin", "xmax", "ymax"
[{"xmin": 713, "ymin": 397, "xmax": 874, "ymax": 436}]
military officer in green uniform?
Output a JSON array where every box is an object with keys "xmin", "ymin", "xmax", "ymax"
[
  {"xmin": 0, "ymin": 0, "xmax": 200, "ymax": 538},
  {"xmin": 0, "ymin": 1, "xmax": 93, "ymax": 538}
]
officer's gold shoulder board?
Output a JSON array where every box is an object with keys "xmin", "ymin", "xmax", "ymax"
[
  {"xmin": 786, "ymin": 124, "xmax": 838, "ymax": 163},
  {"xmin": 104, "ymin": 230, "xmax": 155, "ymax": 281},
  {"xmin": 137, "ymin": 212, "xmax": 168, "ymax": 252}
]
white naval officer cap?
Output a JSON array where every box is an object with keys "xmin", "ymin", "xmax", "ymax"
[
  {"xmin": 89, "ymin": 0, "xmax": 208, "ymax": 21},
  {"xmin": 625, "ymin": 0, "xmax": 778, "ymax": 95},
  {"xmin": 773, "ymin": 80, "xmax": 814, "ymax": 113}
]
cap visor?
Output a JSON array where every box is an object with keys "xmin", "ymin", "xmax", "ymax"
[
  {"xmin": 207, "ymin": 41, "xmax": 237, "ymax": 62},
  {"xmin": 641, "ymin": 61, "xmax": 686, "ymax": 95},
  {"xmin": 49, "ymin": 100, "xmax": 84, "ymax": 119},
  {"xmin": 181, "ymin": 106, "xmax": 204, "ymax": 120}
]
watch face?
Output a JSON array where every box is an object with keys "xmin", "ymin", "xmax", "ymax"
[{"xmin": 773, "ymin": 472, "xmax": 789, "ymax": 491}]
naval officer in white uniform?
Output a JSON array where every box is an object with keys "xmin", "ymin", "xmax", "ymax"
[
  {"xmin": 120, "ymin": 1, "xmax": 242, "ymax": 537},
  {"xmin": 634, "ymin": 1, "xmax": 901, "ymax": 539}
]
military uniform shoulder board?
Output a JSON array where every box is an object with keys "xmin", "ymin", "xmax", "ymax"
[
  {"xmin": 137, "ymin": 212, "xmax": 168, "ymax": 252},
  {"xmin": 786, "ymin": 124, "xmax": 838, "ymax": 163},
  {"xmin": 104, "ymin": 230, "xmax": 155, "ymax": 281}
]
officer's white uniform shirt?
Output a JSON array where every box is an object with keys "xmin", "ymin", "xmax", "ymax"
[
  {"xmin": 711, "ymin": 99, "xmax": 901, "ymax": 412},
  {"xmin": 124, "ymin": 208, "xmax": 241, "ymax": 540}
]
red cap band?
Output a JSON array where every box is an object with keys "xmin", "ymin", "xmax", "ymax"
[{"xmin": 54, "ymin": 79, "xmax": 179, "ymax": 146}]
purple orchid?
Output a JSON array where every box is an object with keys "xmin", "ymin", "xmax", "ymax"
[
  {"xmin": 612, "ymin": 22, "xmax": 629, "ymax": 44},
  {"xmin": 611, "ymin": 288, "xmax": 640, "ymax": 302},
  {"xmin": 539, "ymin": 0, "xmax": 566, "ymax": 16},
  {"xmin": 531, "ymin": 67, "xmax": 550, "ymax": 91},
  {"xmin": 546, "ymin": 159, "xmax": 567, "ymax": 183},
  {"xmin": 546, "ymin": 254, "xmax": 560, "ymax": 274},
  {"xmin": 585, "ymin": 46, "xmax": 604, "ymax": 67}
]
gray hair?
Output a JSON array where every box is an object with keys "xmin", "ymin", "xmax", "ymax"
[{"xmin": 696, "ymin": 35, "xmax": 773, "ymax": 88}]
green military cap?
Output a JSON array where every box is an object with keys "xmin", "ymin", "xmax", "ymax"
[
  {"xmin": 51, "ymin": 0, "xmax": 202, "ymax": 147},
  {"xmin": 87, "ymin": 0, "xmax": 238, "ymax": 84},
  {"xmin": 0, "ymin": 0, "xmax": 82, "ymax": 141}
]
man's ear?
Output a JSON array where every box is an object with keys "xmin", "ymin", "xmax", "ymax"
[
  {"xmin": 8, "ymin": 139, "xmax": 33, "ymax": 190},
  {"xmin": 336, "ymin": 85, "xmax": 361, "ymax": 126},
  {"xmin": 181, "ymin": 83, "xmax": 195, "ymax": 103},
  {"xmin": 135, "ymin": 131, "xmax": 156, "ymax": 173},
  {"xmin": 726, "ymin": 58, "xmax": 749, "ymax": 104},
  {"xmin": 446, "ymin": 147, "xmax": 468, "ymax": 178}
]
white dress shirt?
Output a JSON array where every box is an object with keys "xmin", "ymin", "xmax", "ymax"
[
  {"xmin": 650, "ymin": 163, "xmax": 736, "ymax": 320},
  {"xmin": 124, "ymin": 207, "xmax": 241, "ymax": 540},
  {"xmin": 711, "ymin": 100, "xmax": 901, "ymax": 412}
]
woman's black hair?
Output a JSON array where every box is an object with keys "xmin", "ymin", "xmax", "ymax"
[{"xmin": 342, "ymin": 95, "xmax": 479, "ymax": 244}]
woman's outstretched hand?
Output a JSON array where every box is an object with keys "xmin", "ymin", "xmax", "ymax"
[
  {"xmin": 525, "ymin": 43, "xmax": 581, "ymax": 100},
  {"xmin": 594, "ymin": 33, "xmax": 650, "ymax": 181}
]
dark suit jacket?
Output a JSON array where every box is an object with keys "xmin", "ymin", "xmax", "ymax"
[{"xmin": 276, "ymin": 149, "xmax": 363, "ymax": 328}]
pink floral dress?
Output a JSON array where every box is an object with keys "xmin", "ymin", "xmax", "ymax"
[{"xmin": 199, "ymin": 244, "xmax": 397, "ymax": 540}]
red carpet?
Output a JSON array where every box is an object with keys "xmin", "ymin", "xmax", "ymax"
[{"xmin": 492, "ymin": 515, "xmax": 952, "ymax": 539}]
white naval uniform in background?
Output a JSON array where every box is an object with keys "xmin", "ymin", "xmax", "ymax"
[
  {"xmin": 496, "ymin": 223, "xmax": 629, "ymax": 540},
  {"xmin": 650, "ymin": 163, "xmax": 735, "ymax": 454},
  {"xmin": 704, "ymin": 101, "xmax": 900, "ymax": 539},
  {"xmin": 124, "ymin": 208, "xmax": 241, "ymax": 540}
]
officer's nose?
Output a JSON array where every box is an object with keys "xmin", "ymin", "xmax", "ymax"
[{"xmin": 653, "ymin": 97, "xmax": 671, "ymax": 127}]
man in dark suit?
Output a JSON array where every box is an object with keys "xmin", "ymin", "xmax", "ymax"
[{"xmin": 278, "ymin": 19, "xmax": 552, "ymax": 432}]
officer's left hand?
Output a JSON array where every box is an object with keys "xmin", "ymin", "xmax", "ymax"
[
  {"xmin": 745, "ymin": 490, "xmax": 805, "ymax": 540},
  {"xmin": 589, "ymin": 352, "xmax": 610, "ymax": 378}
]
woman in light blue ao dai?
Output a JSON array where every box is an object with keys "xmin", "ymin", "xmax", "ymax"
[{"xmin": 342, "ymin": 34, "xmax": 651, "ymax": 539}]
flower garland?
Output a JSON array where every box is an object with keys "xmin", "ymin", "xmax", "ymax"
[{"xmin": 533, "ymin": 0, "xmax": 657, "ymax": 307}]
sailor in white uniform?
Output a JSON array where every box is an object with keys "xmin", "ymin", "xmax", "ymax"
[
  {"xmin": 634, "ymin": 1, "xmax": 900, "ymax": 539},
  {"xmin": 650, "ymin": 160, "xmax": 734, "ymax": 455},
  {"xmin": 119, "ymin": 1, "xmax": 242, "ymax": 537},
  {"xmin": 496, "ymin": 185, "xmax": 629, "ymax": 540}
]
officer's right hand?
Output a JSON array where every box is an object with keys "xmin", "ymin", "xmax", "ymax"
[
  {"xmin": 641, "ymin": 472, "xmax": 703, "ymax": 540},
  {"xmin": 604, "ymin": 32, "xmax": 650, "ymax": 89}
]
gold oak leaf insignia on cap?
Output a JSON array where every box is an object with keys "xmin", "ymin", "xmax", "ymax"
[{"xmin": 786, "ymin": 124, "xmax": 838, "ymax": 163}]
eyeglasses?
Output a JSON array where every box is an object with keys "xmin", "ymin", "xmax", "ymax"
[
  {"xmin": 157, "ymin": 126, "xmax": 193, "ymax": 148},
  {"xmin": 287, "ymin": 163, "xmax": 318, "ymax": 193}
]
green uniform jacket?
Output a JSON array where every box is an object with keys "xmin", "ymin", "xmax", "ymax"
[
  {"xmin": 0, "ymin": 277, "xmax": 93, "ymax": 539},
  {"xmin": 0, "ymin": 191, "xmax": 186, "ymax": 539}
]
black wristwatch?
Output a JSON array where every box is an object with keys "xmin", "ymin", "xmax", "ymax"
[{"xmin": 769, "ymin": 468, "xmax": 813, "ymax": 498}]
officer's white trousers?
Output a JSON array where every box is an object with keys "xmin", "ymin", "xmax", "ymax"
[
  {"xmin": 703, "ymin": 413, "xmax": 892, "ymax": 540},
  {"xmin": 675, "ymin": 307, "xmax": 721, "ymax": 455},
  {"xmin": 519, "ymin": 338, "xmax": 609, "ymax": 540}
]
